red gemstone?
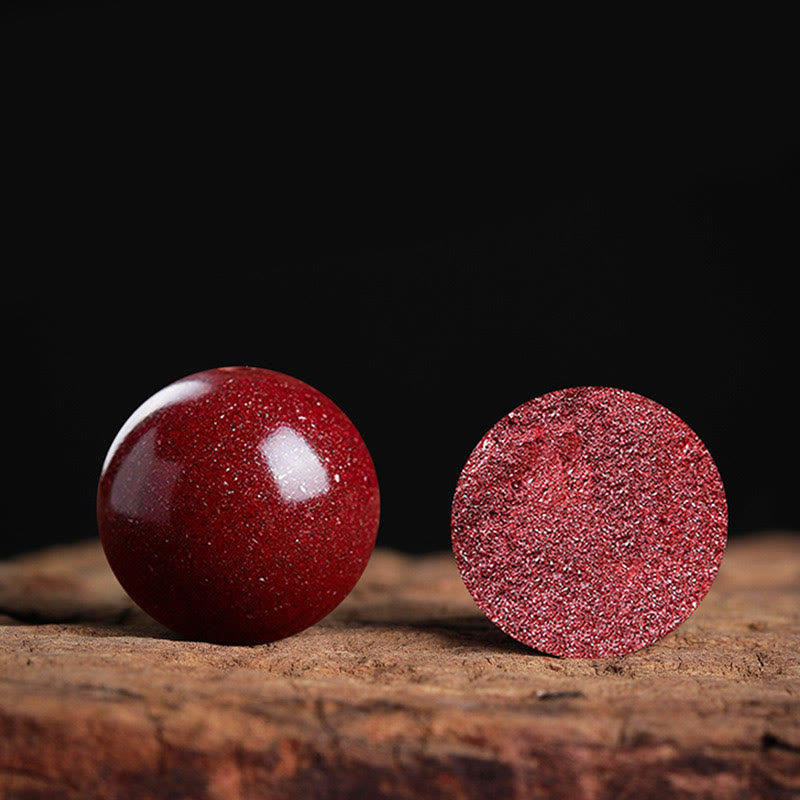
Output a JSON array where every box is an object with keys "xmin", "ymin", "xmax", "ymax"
[
  {"xmin": 97, "ymin": 367, "xmax": 379, "ymax": 644},
  {"xmin": 451, "ymin": 387, "xmax": 727, "ymax": 658}
]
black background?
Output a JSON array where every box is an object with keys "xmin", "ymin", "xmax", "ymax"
[{"xmin": 3, "ymin": 4, "xmax": 798, "ymax": 558}]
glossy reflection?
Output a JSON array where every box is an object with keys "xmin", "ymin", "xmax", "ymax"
[
  {"xmin": 102, "ymin": 378, "xmax": 210, "ymax": 472},
  {"xmin": 261, "ymin": 425, "xmax": 330, "ymax": 502},
  {"xmin": 109, "ymin": 428, "xmax": 181, "ymax": 523}
]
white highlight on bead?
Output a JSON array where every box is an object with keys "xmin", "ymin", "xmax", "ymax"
[
  {"xmin": 102, "ymin": 378, "xmax": 211, "ymax": 473},
  {"xmin": 260, "ymin": 426, "xmax": 330, "ymax": 502}
]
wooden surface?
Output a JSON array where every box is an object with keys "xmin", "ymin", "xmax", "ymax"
[{"xmin": 0, "ymin": 534, "xmax": 798, "ymax": 799}]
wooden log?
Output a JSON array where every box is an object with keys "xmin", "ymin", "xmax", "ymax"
[{"xmin": 0, "ymin": 534, "xmax": 798, "ymax": 799}]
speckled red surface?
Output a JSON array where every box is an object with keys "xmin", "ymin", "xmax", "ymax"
[
  {"xmin": 97, "ymin": 367, "xmax": 379, "ymax": 644},
  {"xmin": 451, "ymin": 387, "xmax": 727, "ymax": 658}
]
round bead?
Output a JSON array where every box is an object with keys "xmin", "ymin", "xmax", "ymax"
[
  {"xmin": 97, "ymin": 367, "xmax": 379, "ymax": 644},
  {"xmin": 451, "ymin": 387, "xmax": 727, "ymax": 658}
]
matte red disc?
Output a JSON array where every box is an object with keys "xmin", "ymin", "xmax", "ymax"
[{"xmin": 451, "ymin": 387, "xmax": 727, "ymax": 658}]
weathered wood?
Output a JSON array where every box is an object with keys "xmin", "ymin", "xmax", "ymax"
[{"xmin": 0, "ymin": 534, "xmax": 798, "ymax": 799}]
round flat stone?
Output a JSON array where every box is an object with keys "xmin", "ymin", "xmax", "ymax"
[{"xmin": 451, "ymin": 387, "xmax": 727, "ymax": 658}]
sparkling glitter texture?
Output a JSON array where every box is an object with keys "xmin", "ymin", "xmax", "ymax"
[
  {"xmin": 451, "ymin": 387, "xmax": 727, "ymax": 658},
  {"xmin": 97, "ymin": 367, "xmax": 379, "ymax": 644}
]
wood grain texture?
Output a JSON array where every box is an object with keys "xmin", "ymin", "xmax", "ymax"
[{"xmin": 0, "ymin": 534, "xmax": 798, "ymax": 799}]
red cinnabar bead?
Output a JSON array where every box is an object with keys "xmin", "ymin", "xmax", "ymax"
[
  {"xmin": 451, "ymin": 387, "xmax": 727, "ymax": 658},
  {"xmin": 97, "ymin": 367, "xmax": 379, "ymax": 644}
]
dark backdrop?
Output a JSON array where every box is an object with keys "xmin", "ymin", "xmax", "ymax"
[{"xmin": 3, "ymin": 4, "xmax": 798, "ymax": 557}]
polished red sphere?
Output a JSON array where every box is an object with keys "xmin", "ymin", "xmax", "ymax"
[
  {"xmin": 97, "ymin": 367, "xmax": 379, "ymax": 644},
  {"xmin": 452, "ymin": 387, "xmax": 727, "ymax": 658}
]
